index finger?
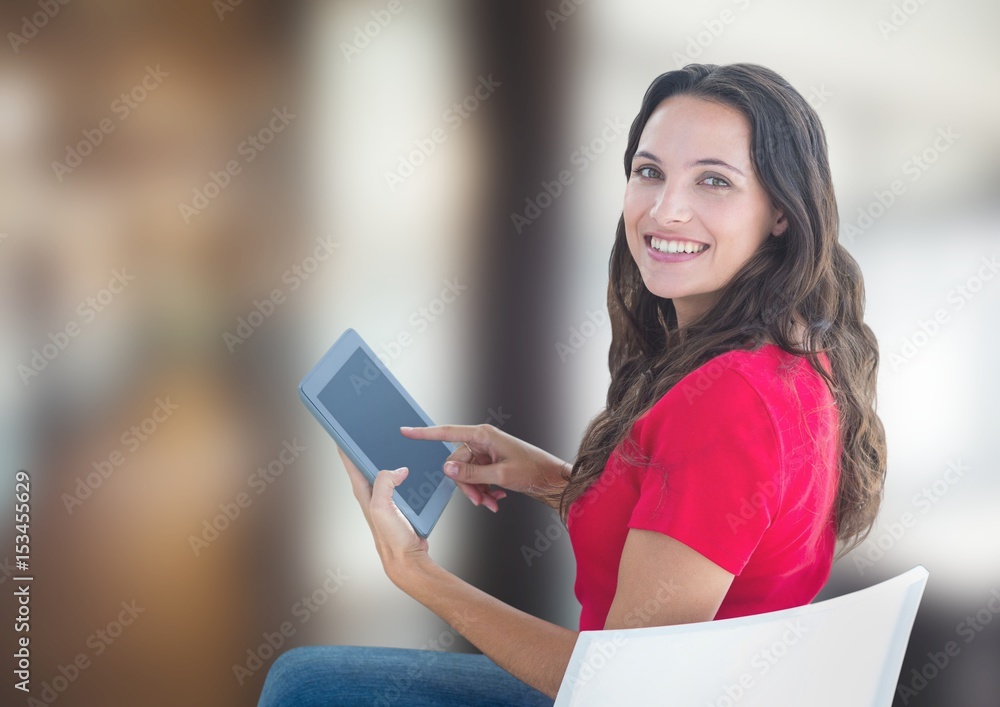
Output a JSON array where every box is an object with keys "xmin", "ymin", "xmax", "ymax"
[{"xmin": 399, "ymin": 424, "xmax": 485, "ymax": 446}]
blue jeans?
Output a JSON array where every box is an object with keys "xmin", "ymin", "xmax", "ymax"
[{"xmin": 258, "ymin": 645, "xmax": 556, "ymax": 707}]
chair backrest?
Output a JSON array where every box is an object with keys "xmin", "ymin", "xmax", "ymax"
[{"xmin": 554, "ymin": 565, "xmax": 929, "ymax": 706}]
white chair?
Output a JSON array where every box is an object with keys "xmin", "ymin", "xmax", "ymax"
[{"xmin": 554, "ymin": 565, "xmax": 929, "ymax": 706}]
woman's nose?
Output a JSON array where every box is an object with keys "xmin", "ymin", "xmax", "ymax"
[{"xmin": 649, "ymin": 181, "xmax": 692, "ymax": 225}]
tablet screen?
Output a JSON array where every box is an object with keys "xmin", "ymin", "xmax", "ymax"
[{"xmin": 317, "ymin": 348, "xmax": 448, "ymax": 514}]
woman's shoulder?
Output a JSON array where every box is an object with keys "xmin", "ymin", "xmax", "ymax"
[
  {"xmin": 695, "ymin": 342, "xmax": 829, "ymax": 385},
  {"xmin": 631, "ymin": 349, "xmax": 784, "ymax": 475},
  {"xmin": 674, "ymin": 343, "xmax": 795, "ymax": 391},
  {"xmin": 639, "ymin": 348, "xmax": 775, "ymax": 429},
  {"xmin": 643, "ymin": 344, "xmax": 829, "ymax": 427}
]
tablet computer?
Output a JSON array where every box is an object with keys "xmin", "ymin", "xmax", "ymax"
[{"xmin": 298, "ymin": 327, "xmax": 457, "ymax": 537}]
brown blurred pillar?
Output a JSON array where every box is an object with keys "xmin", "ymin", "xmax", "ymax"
[{"xmin": 451, "ymin": 0, "xmax": 581, "ymax": 641}]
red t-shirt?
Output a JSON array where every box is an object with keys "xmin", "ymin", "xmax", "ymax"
[{"xmin": 567, "ymin": 344, "xmax": 840, "ymax": 631}]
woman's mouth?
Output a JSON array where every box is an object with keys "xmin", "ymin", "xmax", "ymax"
[{"xmin": 644, "ymin": 235, "xmax": 710, "ymax": 262}]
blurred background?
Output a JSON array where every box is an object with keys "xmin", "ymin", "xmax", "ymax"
[{"xmin": 0, "ymin": 0, "xmax": 997, "ymax": 705}]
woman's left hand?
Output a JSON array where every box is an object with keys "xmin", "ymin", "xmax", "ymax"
[{"xmin": 336, "ymin": 447, "xmax": 431, "ymax": 584}]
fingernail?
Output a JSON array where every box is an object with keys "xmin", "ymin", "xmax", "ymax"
[
  {"xmin": 395, "ymin": 467, "xmax": 408, "ymax": 474},
  {"xmin": 472, "ymin": 497, "xmax": 480, "ymax": 506},
  {"xmin": 444, "ymin": 462, "xmax": 458, "ymax": 476},
  {"xmin": 400, "ymin": 426, "xmax": 412, "ymax": 431}
]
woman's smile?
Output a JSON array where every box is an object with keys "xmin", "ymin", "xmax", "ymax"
[{"xmin": 643, "ymin": 234, "xmax": 711, "ymax": 262}]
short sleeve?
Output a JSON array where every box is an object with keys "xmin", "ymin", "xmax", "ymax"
[{"xmin": 627, "ymin": 365, "xmax": 783, "ymax": 576}]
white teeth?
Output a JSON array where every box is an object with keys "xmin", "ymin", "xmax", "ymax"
[{"xmin": 649, "ymin": 237, "xmax": 708, "ymax": 254}]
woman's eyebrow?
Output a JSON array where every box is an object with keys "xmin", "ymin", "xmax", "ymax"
[
  {"xmin": 632, "ymin": 151, "xmax": 745, "ymax": 177},
  {"xmin": 690, "ymin": 157, "xmax": 745, "ymax": 177}
]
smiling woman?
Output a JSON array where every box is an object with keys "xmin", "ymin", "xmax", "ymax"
[
  {"xmin": 259, "ymin": 62, "xmax": 887, "ymax": 706},
  {"xmin": 623, "ymin": 95, "xmax": 789, "ymax": 329}
]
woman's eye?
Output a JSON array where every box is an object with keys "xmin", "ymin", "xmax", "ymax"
[
  {"xmin": 702, "ymin": 175, "xmax": 730, "ymax": 188},
  {"xmin": 631, "ymin": 166, "xmax": 661, "ymax": 179}
]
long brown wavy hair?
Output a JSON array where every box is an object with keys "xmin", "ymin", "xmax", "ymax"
[{"xmin": 549, "ymin": 63, "xmax": 886, "ymax": 559}]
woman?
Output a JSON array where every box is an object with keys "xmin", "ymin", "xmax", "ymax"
[{"xmin": 258, "ymin": 62, "xmax": 886, "ymax": 706}]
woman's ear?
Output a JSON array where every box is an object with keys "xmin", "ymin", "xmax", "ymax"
[{"xmin": 771, "ymin": 211, "xmax": 789, "ymax": 237}]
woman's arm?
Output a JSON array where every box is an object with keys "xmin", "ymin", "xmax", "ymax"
[
  {"xmin": 337, "ymin": 446, "xmax": 734, "ymax": 701},
  {"xmin": 604, "ymin": 528, "xmax": 734, "ymax": 629},
  {"xmin": 337, "ymin": 446, "xmax": 576, "ymax": 699},
  {"xmin": 389, "ymin": 528, "xmax": 735, "ymax": 700},
  {"xmin": 393, "ymin": 558, "xmax": 578, "ymax": 700}
]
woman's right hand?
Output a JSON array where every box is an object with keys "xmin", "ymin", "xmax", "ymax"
[{"xmin": 399, "ymin": 423, "xmax": 572, "ymax": 513}]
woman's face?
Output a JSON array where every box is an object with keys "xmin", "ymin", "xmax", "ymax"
[{"xmin": 623, "ymin": 94, "xmax": 787, "ymax": 328}]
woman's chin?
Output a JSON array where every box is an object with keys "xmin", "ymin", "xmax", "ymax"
[{"xmin": 642, "ymin": 281, "xmax": 688, "ymax": 300}]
